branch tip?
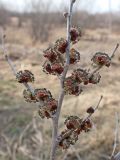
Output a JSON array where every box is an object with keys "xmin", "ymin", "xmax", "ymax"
[{"xmin": 111, "ymin": 43, "xmax": 119, "ymax": 58}]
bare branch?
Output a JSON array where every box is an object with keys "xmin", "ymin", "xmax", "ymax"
[
  {"xmin": 50, "ymin": 0, "xmax": 75, "ymax": 160},
  {"xmin": 111, "ymin": 113, "xmax": 119, "ymax": 159},
  {"xmin": 85, "ymin": 95, "xmax": 103, "ymax": 121},
  {"xmin": 111, "ymin": 43, "xmax": 119, "ymax": 59},
  {"xmin": 1, "ymin": 30, "xmax": 35, "ymax": 96},
  {"xmin": 90, "ymin": 43, "xmax": 119, "ymax": 78}
]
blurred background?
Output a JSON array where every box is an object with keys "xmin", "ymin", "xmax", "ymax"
[{"xmin": 0, "ymin": 0, "xmax": 120, "ymax": 160}]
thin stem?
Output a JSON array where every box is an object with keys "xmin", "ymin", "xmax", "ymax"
[
  {"xmin": 90, "ymin": 43, "xmax": 119, "ymax": 78},
  {"xmin": 83, "ymin": 95, "xmax": 103, "ymax": 122},
  {"xmin": 50, "ymin": 1, "xmax": 75, "ymax": 160},
  {"xmin": 111, "ymin": 113, "xmax": 119, "ymax": 159},
  {"xmin": 111, "ymin": 43, "xmax": 119, "ymax": 58},
  {"xmin": 1, "ymin": 31, "xmax": 35, "ymax": 96}
]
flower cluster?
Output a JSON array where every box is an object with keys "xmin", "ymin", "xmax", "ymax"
[
  {"xmin": 59, "ymin": 115, "xmax": 93, "ymax": 149},
  {"xmin": 43, "ymin": 62, "xmax": 64, "ymax": 75},
  {"xmin": 16, "ymin": 70, "xmax": 34, "ymax": 83},
  {"xmin": 38, "ymin": 98, "xmax": 58, "ymax": 119},
  {"xmin": 23, "ymin": 88, "xmax": 58, "ymax": 119},
  {"xmin": 63, "ymin": 68, "xmax": 101, "ymax": 95},
  {"xmin": 54, "ymin": 38, "xmax": 68, "ymax": 54},
  {"xmin": 72, "ymin": 68, "xmax": 89, "ymax": 85},
  {"xmin": 70, "ymin": 48, "xmax": 80, "ymax": 64},
  {"xmin": 64, "ymin": 77, "xmax": 82, "ymax": 96},
  {"xmin": 43, "ymin": 28, "xmax": 81, "ymax": 76},
  {"xmin": 92, "ymin": 52, "xmax": 111, "ymax": 67},
  {"xmin": 43, "ymin": 47, "xmax": 59, "ymax": 63},
  {"xmin": 70, "ymin": 27, "xmax": 82, "ymax": 44}
]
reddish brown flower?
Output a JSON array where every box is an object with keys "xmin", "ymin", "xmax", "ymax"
[
  {"xmin": 64, "ymin": 116, "xmax": 82, "ymax": 130},
  {"xmin": 43, "ymin": 62, "xmax": 53, "ymax": 75},
  {"xmin": 38, "ymin": 99, "xmax": 58, "ymax": 119},
  {"xmin": 89, "ymin": 72, "xmax": 101, "ymax": 84},
  {"xmin": 70, "ymin": 48, "xmax": 80, "ymax": 64},
  {"xmin": 51, "ymin": 63, "xmax": 64, "ymax": 75},
  {"xmin": 64, "ymin": 77, "xmax": 82, "ymax": 96},
  {"xmin": 43, "ymin": 47, "xmax": 58, "ymax": 63},
  {"xmin": 70, "ymin": 27, "xmax": 81, "ymax": 44},
  {"xmin": 16, "ymin": 70, "xmax": 34, "ymax": 83},
  {"xmin": 34, "ymin": 88, "xmax": 52, "ymax": 102},
  {"xmin": 43, "ymin": 62, "xmax": 64, "ymax": 75},
  {"xmin": 72, "ymin": 68, "xmax": 89, "ymax": 85},
  {"xmin": 91, "ymin": 52, "xmax": 111, "ymax": 67},
  {"xmin": 81, "ymin": 119, "xmax": 93, "ymax": 132},
  {"xmin": 46, "ymin": 98, "xmax": 58, "ymax": 112},
  {"xmin": 54, "ymin": 38, "xmax": 68, "ymax": 54}
]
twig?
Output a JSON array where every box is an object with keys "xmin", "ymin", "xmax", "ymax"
[
  {"xmin": 18, "ymin": 121, "xmax": 32, "ymax": 147},
  {"xmin": 111, "ymin": 43, "xmax": 119, "ymax": 59},
  {"xmin": 111, "ymin": 113, "xmax": 119, "ymax": 159},
  {"xmin": 50, "ymin": 1, "xmax": 75, "ymax": 160},
  {"xmin": 84, "ymin": 95, "xmax": 103, "ymax": 122},
  {"xmin": 1, "ymin": 31, "xmax": 35, "ymax": 95},
  {"xmin": 71, "ymin": 146, "xmax": 82, "ymax": 160},
  {"xmin": 1, "ymin": 133, "xmax": 12, "ymax": 159},
  {"xmin": 90, "ymin": 43, "xmax": 119, "ymax": 78}
]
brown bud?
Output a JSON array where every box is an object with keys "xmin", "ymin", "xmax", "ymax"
[
  {"xmin": 87, "ymin": 107, "xmax": 95, "ymax": 114},
  {"xmin": 63, "ymin": 12, "xmax": 68, "ymax": 18},
  {"xmin": 72, "ymin": 0, "xmax": 76, "ymax": 3}
]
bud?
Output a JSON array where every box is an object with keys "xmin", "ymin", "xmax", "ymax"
[
  {"xmin": 72, "ymin": 0, "xmax": 76, "ymax": 3},
  {"xmin": 63, "ymin": 12, "xmax": 68, "ymax": 18},
  {"xmin": 86, "ymin": 107, "xmax": 95, "ymax": 114},
  {"xmin": 59, "ymin": 129, "xmax": 78, "ymax": 149},
  {"xmin": 70, "ymin": 27, "xmax": 82, "ymax": 44}
]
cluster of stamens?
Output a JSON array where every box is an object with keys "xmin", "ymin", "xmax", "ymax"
[
  {"xmin": 16, "ymin": 70, "xmax": 34, "ymax": 83},
  {"xmin": 70, "ymin": 26, "xmax": 82, "ymax": 44},
  {"xmin": 23, "ymin": 88, "xmax": 57, "ymax": 119},
  {"xmin": 92, "ymin": 52, "xmax": 111, "ymax": 67},
  {"xmin": 59, "ymin": 114, "xmax": 93, "ymax": 149}
]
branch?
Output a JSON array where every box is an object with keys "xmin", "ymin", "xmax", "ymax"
[
  {"xmin": 1, "ymin": 31, "xmax": 35, "ymax": 96},
  {"xmin": 50, "ymin": 0, "xmax": 75, "ymax": 160},
  {"xmin": 111, "ymin": 43, "xmax": 119, "ymax": 59},
  {"xmin": 111, "ymin": 113, "xmax": 119, "ymax": 159},
  {"xmin": 84, "ymin": 95, "xmax": 103, "ymax": 122},
  {"xmin": 90, "ymin": 43, "xmax": 119, "ymax": 78}
]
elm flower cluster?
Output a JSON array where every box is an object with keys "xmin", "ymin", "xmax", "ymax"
[
  {"xmin": 23, "ymin": 88, "xmax": 57, "ymax": 119},
  {"xmin": 59, "ymin": 115, "xmax": 93, "ymax": 149},
  {"xmin": 16, "ymin": 70, "xmax": 34, "ymax": 83},
  {"xmin": 43, "ymin": 31, "xmax": 81, "ymax": 76},
  {"xmin": 70, "ymin": 26, "xmax": 82, "ymax": 44},
  {"xmin": 92, "ymin": 52, "xmax": 111, "ymax": 67}
]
